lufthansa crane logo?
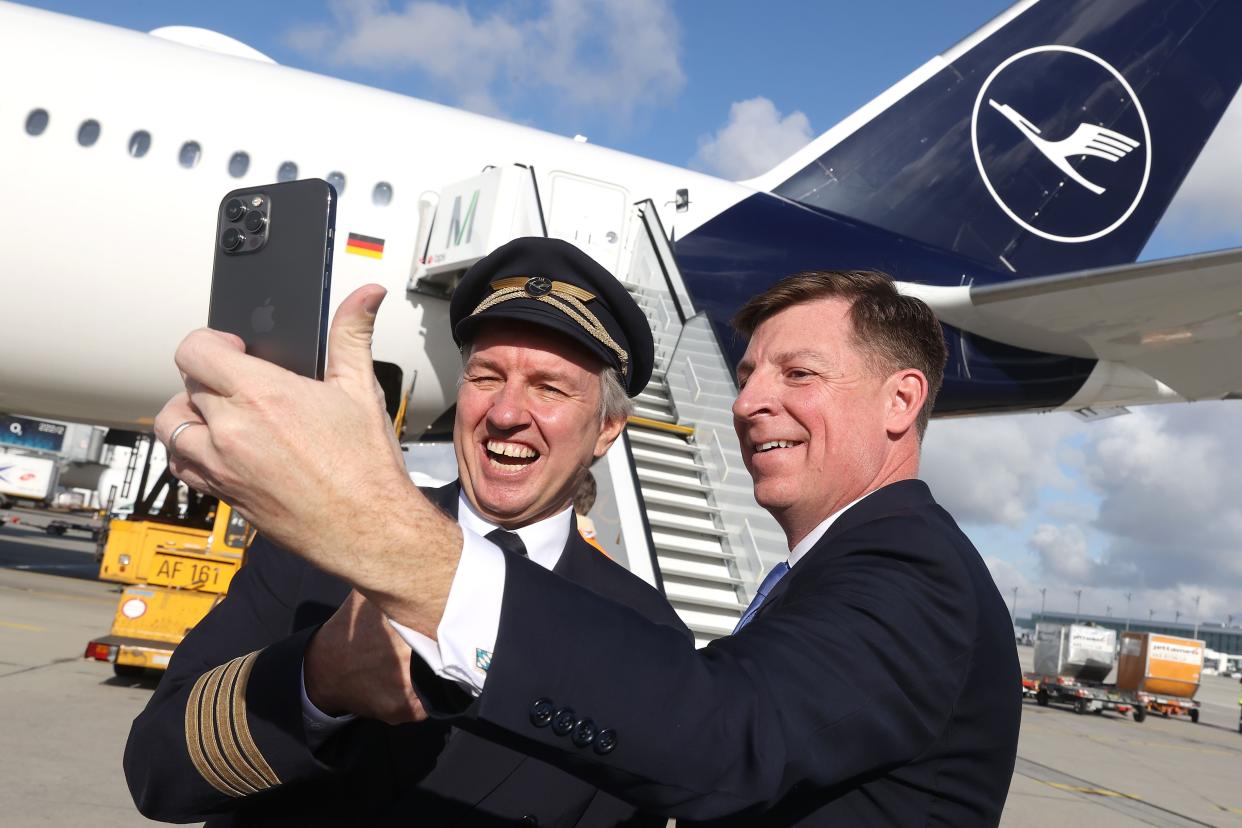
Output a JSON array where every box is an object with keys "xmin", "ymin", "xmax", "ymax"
[{"xmin": 971, "ymin": 45, "xmax": 1151, "ymax": 244}]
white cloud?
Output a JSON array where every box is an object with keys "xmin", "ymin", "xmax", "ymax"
[
  {"xmin": 284, "ymin": 0, "xmax": 685, "ymax": 121},
  {"xmin": 941, "ymin": 403, "xmax": 1242, "ymax": 626},
  {"xmin": 691, "ymin": 97, "xmax": 813, "ymax": 180},
  {"xmin": 1029, "ymin": 523, "xmax": 1100, "ymax": 583},
  {"xmin": 1082, "ymin": 404, "xmax": 1242, "ymax": 589},
  {"xmin": 920, "ymin": 413, "xmax": 1080, "ymax": 527},
  {"xmin": 1148, "ymin": 92, "xmax": 1242, "ymax": 244}
]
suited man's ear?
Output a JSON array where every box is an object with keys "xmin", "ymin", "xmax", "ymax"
[{"xmin": 884, "ymin": 368, "xmax": 927, "ymax": 439}]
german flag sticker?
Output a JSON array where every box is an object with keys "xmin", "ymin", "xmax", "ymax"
[{"xmin": 346, "ymin": 233, "xmax": 384, "ymax": 259}]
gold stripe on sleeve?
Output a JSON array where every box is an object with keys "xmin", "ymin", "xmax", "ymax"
[
  {"xmin": 201, "ymin": 660, "xmax": 260, "ymax": 795},
  {"xmin": 211, "ymin": 656, "xmax": 270, "ymax": 793},
  {"xmin": 230, "ymin": 651, "xmax": 282, "ymax": 789},
  {"xmin": 185, "ymin": 668, "xmax": 247, "ymax": 797}
]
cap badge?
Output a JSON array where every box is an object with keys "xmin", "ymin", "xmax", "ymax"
[{"xmin": 524, "ymin": 276, "xmax": 553, "ymax": 297}]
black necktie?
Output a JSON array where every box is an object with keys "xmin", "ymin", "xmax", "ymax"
[{"xmin": 486, "ymin": 528, "xmax": 528, "ymax": 557}]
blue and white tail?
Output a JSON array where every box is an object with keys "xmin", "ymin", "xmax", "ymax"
[{"xmin": 753, "ymin": 0, "xmax": 1242, "ymax": 277}]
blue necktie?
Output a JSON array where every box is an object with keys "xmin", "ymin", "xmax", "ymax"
[{"xmin": 733, "ymin": 562, "xmax": 790, "ymax": 633}]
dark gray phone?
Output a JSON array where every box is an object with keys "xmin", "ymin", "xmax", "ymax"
[{"xmin": 207, "ymin": 179, "xmax": 336, "ymax": 379}]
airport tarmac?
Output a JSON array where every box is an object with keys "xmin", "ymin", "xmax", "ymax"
[{"xmin": 2, "ymin": 511, "xmax": 1242, "ymax": 827}]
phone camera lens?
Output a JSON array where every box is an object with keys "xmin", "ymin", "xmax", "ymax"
[
  {"xmin": 222, "ymin": 227, "xmax": 245, "ymax": 251},
  {"xmin": 243, "ymin": 210, "xmax": 266, "ymax": 233},
  {"xmin": 224, "ymin": 198, "xmax": 245, "ymax": 222}
]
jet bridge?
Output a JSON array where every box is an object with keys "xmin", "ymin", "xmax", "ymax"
[{"xmin": 409, "ymin": 167, "xmax": 786, "ymax": 645}]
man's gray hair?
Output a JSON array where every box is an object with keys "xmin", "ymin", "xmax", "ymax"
[{"xmin": 599, "ymin": 367, "xmax": 633, "ymax": 424}]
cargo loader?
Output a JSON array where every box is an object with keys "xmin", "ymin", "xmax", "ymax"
[
  {"xmin": 1031, "ymin": 623, "xmax": 1133, "ymax": 717},
  {"xmin": 1117, "ymin": 632, "xmax": 1204, "ymax": 723}
]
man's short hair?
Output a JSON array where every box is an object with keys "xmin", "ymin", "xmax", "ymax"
[{"xmin": 731, "ymin": 270, "xmax": 948, "ymax": 438}]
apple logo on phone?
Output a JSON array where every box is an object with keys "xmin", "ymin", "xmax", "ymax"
[{"xmin": 251, "ymin": 298, "xmax": 276, "ymax": 333}]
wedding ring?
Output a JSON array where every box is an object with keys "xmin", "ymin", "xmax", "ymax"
[{"xmin": 168, "ymin": 420, "xmax": 203, "ymax": 456}]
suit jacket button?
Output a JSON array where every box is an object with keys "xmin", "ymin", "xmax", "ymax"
[
  {"xmin": 571, "ymin": 718, "xmax": 596, "ymax": 748},
  {"xmin": 529, "ymin": 698, "xmax": 555, "ymax": 728},
  {"xmin": 520, "ymin": 815, "xmax": 538, "ymax": 827},
  {"xmin": 552, "ymin": 707, "xmax": 576, "ymax": 736},
  {"xmin": 594, "ymin": 728, "xmax": 618, "ymax": 755}
]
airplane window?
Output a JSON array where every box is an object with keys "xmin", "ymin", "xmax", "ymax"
[
  {"xmin": 179, "ymin": 141, "xmax": 202, "ymax": 169},
  {"xmin": 77, "ymin": 119, "xmax": 101, "ymax": 147},
  {"xmin": 372, "ymin": 182, "xmax": 393, "ymax": 206},
  {"xmin": 128, "ymin": 131, "xmax": 151, "ymax": 158},
  {"xmin": 228, "ymin": 151, "xmax": 250, "ymax": 178},
  {"xmin": 326, "ymin": 171, "xmax": 346, "ymax": 195},
  {"xmin": 277, "ymin": 161, "xmax": 297, "ymax": 182},
  {"xmin": 25, "ymin": 109, "xmax": 49, "ymax": 136}
]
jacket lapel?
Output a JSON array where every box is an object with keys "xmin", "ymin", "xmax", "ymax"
[
  {"xmin": 744, "ymin": 480, "xmax": 934, "ymax": 625},
  {"xmin": 421, "ymin": 481, "xmax": 462, "ymax": 520}
]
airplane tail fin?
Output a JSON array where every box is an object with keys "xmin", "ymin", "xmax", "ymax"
[{"xmin": 758, "ymin": 0, "xmax": 1242, "ymax": 277}]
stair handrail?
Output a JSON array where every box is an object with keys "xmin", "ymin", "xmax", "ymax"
[{"xmin": 633, "ymin": 200, "xmax": 695, "ymax": 323}]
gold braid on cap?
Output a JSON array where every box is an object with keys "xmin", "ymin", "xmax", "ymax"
[{"xmin": 471, "ymin": 277, "xmax": 629, "ymax": 375}]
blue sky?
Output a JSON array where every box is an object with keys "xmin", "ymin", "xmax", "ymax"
[{"xmin": 18, "ymin": 0, "xmax": 1242, "ymax": 624}]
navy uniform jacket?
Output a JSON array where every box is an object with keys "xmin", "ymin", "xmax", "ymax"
[
  {"xmin": 419, "ymin": 480, "xmax": 1021, "ymax": 826},
  {"xmin": 124, "ymin": 482, "xmax": 689, "ymax": 827}
]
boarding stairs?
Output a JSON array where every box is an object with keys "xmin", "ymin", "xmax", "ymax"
[{"xmin": 612, "ymin": 203, "xmax": 787, "ymax": 646}]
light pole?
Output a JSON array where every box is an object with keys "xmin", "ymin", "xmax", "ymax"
[
  {"xmin": 1074, "ymin": 589, "xmax": 1083, "ymax": 622},
  {"xmin": 1124, "ymin": 592, "xmax": 1132, "ymax": 632},
  {"xmin": 1106, "ymin": 605, "xmax": 1112, "ymax": 618},
  {"xmin": 1175, "ymin": 609, "xmax": 1182, "ymax": 625},
  {"xmin": 1193, "ymin": 594, "xmax": 1201, "ymax": 640},
  {"xmin": 1148, "ymin": 608, "xmax": 1155, "ymax": 623},
  {"xmin": 1011, "ymin": 586, "xmax": 1018, "ymax": 625},
  {"xmin": 1039, "ymin": 587, "xmax": 1047, "ymax": 622},
  {"xmin": 1229, "ymin": 614, "xmax": 1235, "ymax": 628}
]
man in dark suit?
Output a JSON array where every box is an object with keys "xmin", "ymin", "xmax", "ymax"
[
  {"xmin": 125, "ymin": 237, "xmax": 687, "ymax": 826},
  {"xmin": 158, "ymin": 264, "xmax": 1021, "ymax": 825}
]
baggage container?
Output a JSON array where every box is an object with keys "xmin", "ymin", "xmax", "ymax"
[
  {"xmin": 1117, "ymin": 632, "xmax": 1203, "ymax": 699},
  {"xmin": 1034, "ymin": 623, "xmax": 1116, "ymax": 682}
]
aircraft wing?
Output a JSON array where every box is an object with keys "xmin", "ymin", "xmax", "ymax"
[{"xmin": 900, "ymin": 248, "xmax": 1242, "ymax": 401}]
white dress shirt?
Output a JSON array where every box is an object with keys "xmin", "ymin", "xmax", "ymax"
[
  {"xmin": 300, "ymin": 491, "xmax": 573, "ymax": 740},
  {"xmin": 786, "ymin": 491, "xmax": 872, "ymax": 569}
]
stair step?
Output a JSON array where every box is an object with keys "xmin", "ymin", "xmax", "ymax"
[
  {"xmin": 627, "ymin": 428, "xmax": 695, "ymax": 452},
  {"xmin": 634, "ymin": 390, "xmax": 671, "ymax": 407},
  {"xmin": 631, "ymin": 405, "xmax": 675, "ymax": 423},
  {"xmin": 667, "ymin": 591, "xmax": 747, "ymax": 614},
  {"xmin": 645, "ymin": 510, "xmax": 728, "ymax": 537},
  {"xmin": 657, "ymin": 557, "xmax": 741, "ymax": 583},
  {"xmin": 652, "ymin": 531, "xmax": 727, "ymax": 557},
  {"xmin": 636, "ymin": 467, "xmax": 709, "ymax": 492},
  {"xmin": 639, "ymin": 487, "xmax": 717, "ymax": 512},
  {"xmin": 676, "ymin": 605, "xmax": 741, "ymax": 632},
  {"xmin": 630, "ymin": 447, "xmax": 705, "ymax": 472},
  {"xmin": 627, "ymin": 417, "xmax": 694, "ymax": 437}
]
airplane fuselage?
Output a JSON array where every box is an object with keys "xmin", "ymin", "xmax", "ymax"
[{"xmin": 0, "ymin": 1, "xmax": 1191, "ymax": 433}]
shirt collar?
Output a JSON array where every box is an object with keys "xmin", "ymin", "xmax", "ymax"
[
  {"xmin": 787, "ymin": 490, "xmax": 874, "ymax": 569},
  {"xmin": 456, "ymin": 493, "xmax": 572, "ymax": 571}
]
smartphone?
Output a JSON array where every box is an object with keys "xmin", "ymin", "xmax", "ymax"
[{"xmin": 207, "ymin": 179, "xmax": 336, "ymax": 379}]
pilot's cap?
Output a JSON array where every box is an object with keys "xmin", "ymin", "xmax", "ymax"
[{"xmin": 450, "ymin": 237, "xmax": 654, "ymax": 396}]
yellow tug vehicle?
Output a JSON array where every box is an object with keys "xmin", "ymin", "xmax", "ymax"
[{"xmin": 84, "ymin": 468, "xmax": 250, "ymax": 677}]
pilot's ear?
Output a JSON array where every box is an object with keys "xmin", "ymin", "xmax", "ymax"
[{"xmin": 593, "ymin": 413, "xmax": 627, "ymax": 458}]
